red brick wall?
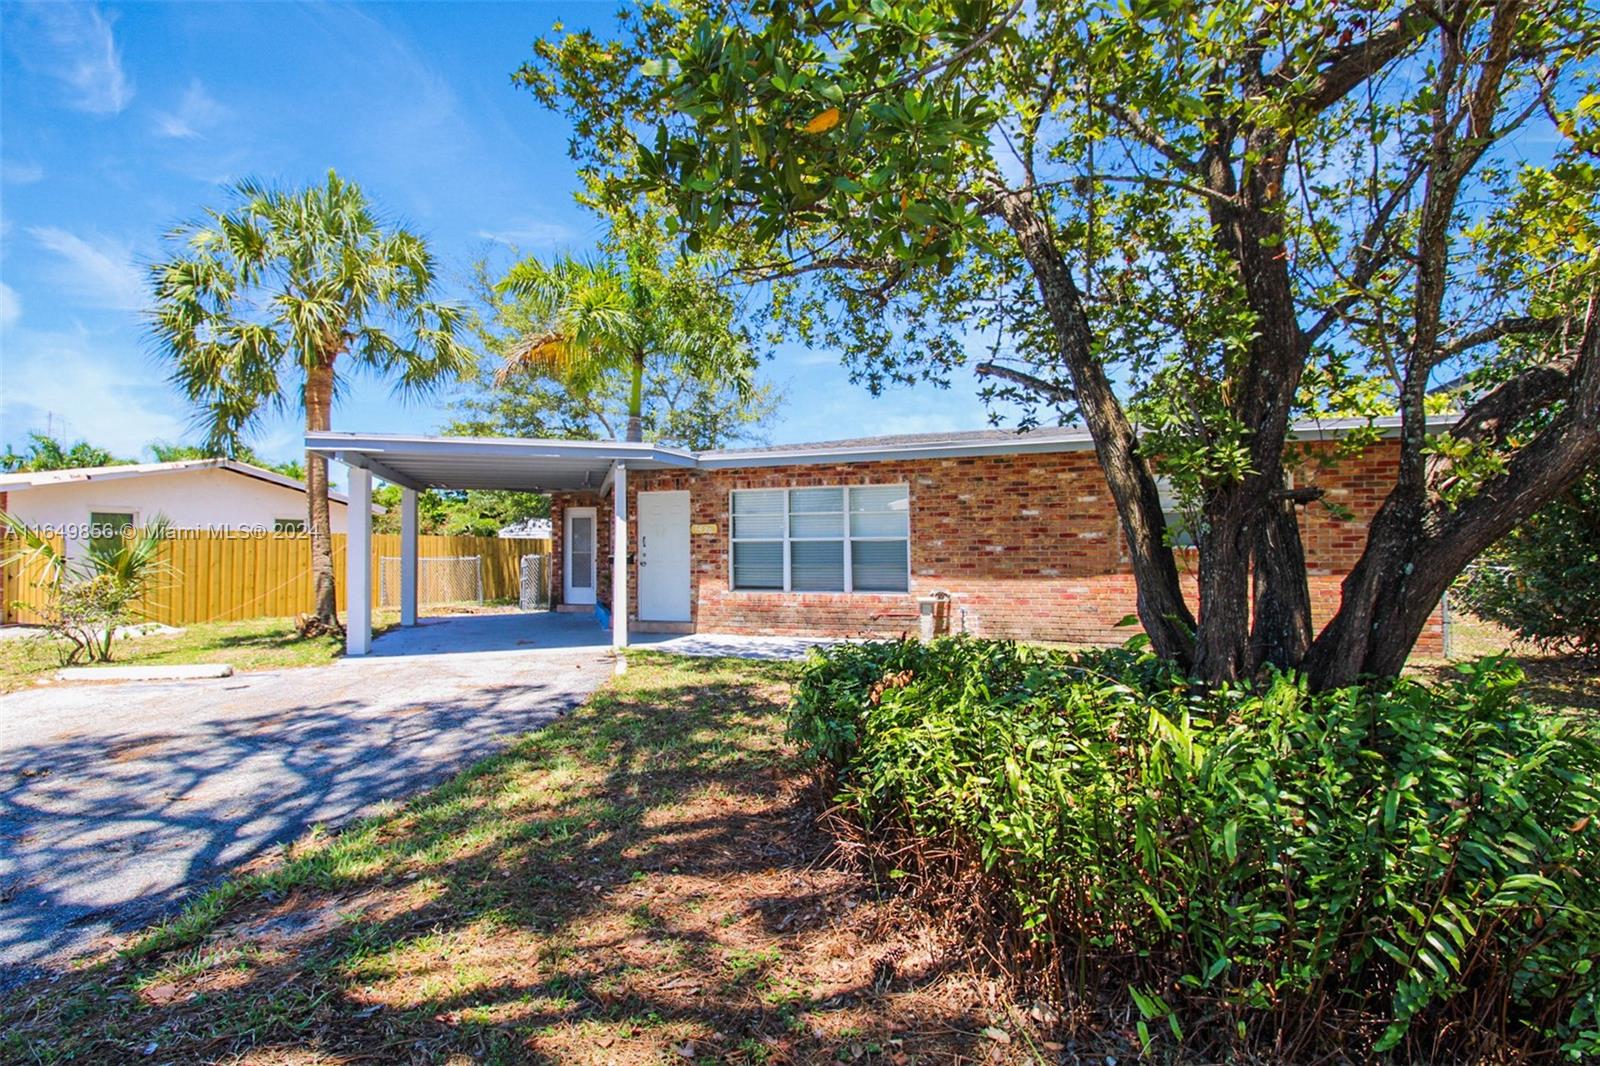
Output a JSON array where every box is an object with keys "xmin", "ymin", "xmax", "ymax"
[{"xmin": 550, "ymin": 440, "xmax": 1443, "ymax": 652}]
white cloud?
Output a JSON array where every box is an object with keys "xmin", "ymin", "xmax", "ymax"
[
  {"xmin": 0, "ymin": 283, "xmax": 20, "ymax": 329},
  {"xmin": 28, "ymin": 226, "xmax": 145, "ymax": 311},
  {"xmin": 1, "ymin": 159, "xmax": 45, "ymax": 185},
  {"xmin": 0, "ymin": 325, "xmax": 185, "ymax": 456},
  {"xmin": 17, "ymin": 3, "xmax": 134, "ymax": 115},
  {"xmin": 152, "ymin": 79, "xmax": 230, "ymax": 139},
  {"xmin": 475, "ymin": 219, "xmax": 579, "ymax": 251}
]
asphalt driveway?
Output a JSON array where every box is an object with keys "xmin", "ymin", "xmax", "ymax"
[{"xmin": 0, "ymin": 619, "xmax": 615, "ymax": 993}]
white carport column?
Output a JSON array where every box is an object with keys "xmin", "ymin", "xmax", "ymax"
[
  {"xmin": 399, "ymin": 487, "xmax": 419, "ymax": 627},
  {"xmin": 346, "ymin": 466, "xmax": 373, "ymax": 656},
  {"xmin": 612, "ymin": 461, "xmax": 629, "ymax": 652}
]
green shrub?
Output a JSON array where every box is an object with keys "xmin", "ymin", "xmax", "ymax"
[
  {"xmin": 1455, "ymin": 467, "xmax": 1600, "ymax": 658},
  {"xmin": 790, "ymin": 638, "xmax": 1600, "ymax": 1061}
]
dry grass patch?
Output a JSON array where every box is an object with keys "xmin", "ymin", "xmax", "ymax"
[{"xmin": 2, "ymin": 652, "xmax": 1074, "ymax": 1065}]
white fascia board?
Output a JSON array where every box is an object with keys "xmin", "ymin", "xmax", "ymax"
[
  {"xmin": 0, "ymin": 458, "xmax": 368, "ymax": 509},
  {"xmin": 304, "ymin": 432, "xmax": 698, "ymax": 469},
  {"xmin": 1285, "ymin": 413, "xmax": 1459, "ymax": 442},
  {"xmin": 0, "ymin": 459, "xmax": 220, "ymax": 489},
  {"xmin": 702, "ymin": 416, "xmax": 1464, "ymax": 468},
  {"xmin": 698, "ymin": 435, "xmax": 1099, "ymax": 469},
  {"xmin": 215, "ymin": 459, "xmax": 368, "ymax": 509}
]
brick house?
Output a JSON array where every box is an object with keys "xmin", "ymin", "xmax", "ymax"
[
  {"xmin": 545, "ymin": 422, "xmax": 1445, "ymax": 653},
  {"xmin": 310, "ymin": 417, "xmax": 1446, "ymax": 656}
]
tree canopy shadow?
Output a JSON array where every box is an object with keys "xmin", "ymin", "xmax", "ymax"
[{"xmin": 1, "ymin": 652, "xmax": 1032, "ymax": 1064}]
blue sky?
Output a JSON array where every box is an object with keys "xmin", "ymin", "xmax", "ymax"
[{"xmin": 0, "ymin": 1, "xmax": 1013, "ymax": 469}]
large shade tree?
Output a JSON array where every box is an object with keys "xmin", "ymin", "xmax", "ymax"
[
  {"xmin": 523, "ymin": 0, "xmax": 1600, "ymax": 688},
  {"xmin": 495, "ymin": 213, "xmax": 761, "ymax": 442},
  {"xmin": 149, "ymin": 171, "xmax": 473, "ymax": 626}
]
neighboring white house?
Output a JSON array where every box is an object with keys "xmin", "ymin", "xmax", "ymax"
[
  {"xmin": 497, "ymin": 516, "xmax": 552, "ymax": 539},
  {"xmin": 0, "ymin": 459, "xmax": 372, "ymax": 559}
]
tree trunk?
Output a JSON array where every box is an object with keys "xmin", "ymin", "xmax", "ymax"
[
  {"xmin": 305, "ymin": 361, "xmax": 338, "ymax": 626},
  {"xmin": 626, "ymin": 349, "xmax": 644, "ymax": 442},
  {"xmin": 1251, "ymin": 490, "xmax": 1313, "ymax": 669},
  {"xmin": 1191, "ymin": 139, "xmax": 1314, "ymax": 683},
  {"xmin": 1193, "ymin": 485, "xmax": 1254, "ymax": 682},
  {"xmin": 1306, "ymin": 296, "xmax": 1600, "ymax": 688},
  {"xmin": 995, "ymin": 189, "xmax": 1196, "ymax": 666}
]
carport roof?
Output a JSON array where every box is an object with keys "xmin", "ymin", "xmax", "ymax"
[{"xmin": 304, "ymin": 432, "xmax": 696, "ymax": 491}]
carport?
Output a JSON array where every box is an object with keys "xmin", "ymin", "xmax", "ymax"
[{"xmin": 305, "ymin": 432, "xmax": 697, "ymax": 656}]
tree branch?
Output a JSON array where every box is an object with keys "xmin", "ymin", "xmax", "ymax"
[
  {"xmin": 1098, "ymin": 100, "xmax": 1203, "ymax": 177},
  {"xmin": 1277, "ymin": 5, "xmax": 1436, "ymax": 114},
  {"xmin": 879, "ymin": 0, "xmax": 1027, "ymax": 95},
  {"xmin": 1302, "ymin": 154, "xmax": 1430, "ymax": 346},
  {"xmin": 1430, "ymin": 291, "xmax": 1600, "ymax": 553},
  {"xmin": 1446, "ymin": 305, "xmax": 1594, "ymax": 447},
  {"xmin": 974, "ymin": 359, "xmax": 1074, "ymax": 403},
  {"xmin": 1437, "ymin": 314, "xmax": 1564, "ymax": 360}
]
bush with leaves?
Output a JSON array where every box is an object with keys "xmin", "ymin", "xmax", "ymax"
[
  {"xmin": 1455, "ymin": 468, "xmax": 1600, "ymax": 659},
  {"xmin": 1, "ymin": 512, "xmax": 172, "ymax": 664},
  {"xmin": 790, "ymin": 639, "xmax": 1600, "ymax": 1062}
]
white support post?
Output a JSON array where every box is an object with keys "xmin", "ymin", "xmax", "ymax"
[
  {"xmin": 399, "ymin": 487, "xmax": 419, "ymax": 627},
  {"xmin": 346, "ymin": 466, "xmax": 373, "ymax": 656},
  {"xmin": 612, "ymin": 462, "xmax": 629, "ymax": 654}
]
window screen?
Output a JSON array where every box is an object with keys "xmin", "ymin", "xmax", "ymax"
[
  {"xmin": 730, "ymin": 485, "xmax": 908, "ymax": 592},
  {"xmin": 88, "ymin": 511, "xmax": 134, "ymax": 556}
]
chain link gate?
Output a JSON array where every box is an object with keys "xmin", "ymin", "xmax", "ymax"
[{"xmin": 519, "ymin": 554, "xmax": 550, "ymax": 610}]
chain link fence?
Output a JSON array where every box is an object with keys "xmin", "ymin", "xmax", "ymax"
[
  {"xmin": 378, "ymin": 555, "xmax": 484, "ymax": 609},
  {"xmin": 519, "ymin": 554, "xmax": 551, "ymax": 610}
]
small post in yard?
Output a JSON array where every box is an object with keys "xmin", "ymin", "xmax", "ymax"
[
  {"xmin": 1440, "ymin": 588, "xmax": 1452, "ymax": 660},
  {"xmin": 399, "ymin": 487, "xmax": 419, "ymax": 627},
  {"xmin": 612, "ymin": 461, "xmax": 629, "ymax": 671},
  {"xmin": 347, "ymin": 465, "xmax": 373, "ymax": 656}
]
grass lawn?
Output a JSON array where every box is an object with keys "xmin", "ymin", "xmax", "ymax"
[
  {"xmin": 0, "ymin": 603, "xmax": 532, "ymax": 693},
  {"xmin": 0, "ymin": 652, "xmax": 1059, "ymax": 1065},
  {"xmin": 0, "ymin": 617, "xmax": 358, "ymax": 694}
]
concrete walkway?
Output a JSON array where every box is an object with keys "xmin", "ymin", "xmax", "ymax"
[
  {"xmin": 0, "ymin": 612, "xmax": 834, "ymax": 993},
  {"xmin": 365, "ymin": 610, "xmax": 836, "ymax": 662}
]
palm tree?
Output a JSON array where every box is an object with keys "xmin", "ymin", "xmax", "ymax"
[
  {"xmin": 495, "ymin": 217, "xmax": 752, "ymax": 443},
  {"xmin": 149, "ymin": 171, "xmax": 473, "ymax": 627},
  {"xmin": 1, "ymin": 511, "xmax": 173, "ymax": 663}
]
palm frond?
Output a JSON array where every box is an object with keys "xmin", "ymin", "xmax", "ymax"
[{"xmin": 0, "ymin": 512, "xmax": 69, "ymax": 591}]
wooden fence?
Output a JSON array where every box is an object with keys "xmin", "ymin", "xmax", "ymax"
[{"xmin": 0, "ymin": 531, "xmax": 552, "ymax": 626}]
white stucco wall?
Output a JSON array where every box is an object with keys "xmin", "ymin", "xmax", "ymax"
[{"xmin": 2, "ymin": 467, "xmax": 351, "ymax": 558}]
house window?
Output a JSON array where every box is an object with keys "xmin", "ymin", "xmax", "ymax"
[
  {"xmin": 88, "ymin": 511, "xmax": 135, "ymax": 555},
  {"xmin": 1154, "ymin": 479, "xmax": 1195, "ymax": 549},
  {"xmin": 730, "ymin": 484, "xmax": 910, "ymax": 593},
  {"xmin": 273, "ymin": 517, "xmax": 306, "ymax": 533}
]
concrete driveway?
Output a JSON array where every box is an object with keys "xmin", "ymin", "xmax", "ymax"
[{"xmin": 0, "ymin": 613, "xmax": 617, "ymax": 992}]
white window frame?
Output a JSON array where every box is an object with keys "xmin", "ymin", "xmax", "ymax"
[
  {"xmin": 728, "ymin": 483, "xmax": 911, "ymax": 595},
  {"xmin": 1152, "ymin": 471, "xmax": 1296, "ymax": 551},
  {"xmin": 1153, "ymin": 477, "xmax": 1196, "ymax": 549},
  {"xmin": 85, "ymin": 507, "xmax": 140, "ymax": 556}
]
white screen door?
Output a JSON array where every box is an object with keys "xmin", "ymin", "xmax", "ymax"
[
  {"xmin": 637, "ymin": 490, "xmax": 691, "ymax": 622},
  {"xmin": 564, "ymin": 507, "xmax": 597, "ymax": 605}
]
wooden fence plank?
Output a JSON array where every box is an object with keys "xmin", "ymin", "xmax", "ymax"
[{"xmin": 0, "ymin": 532, "xmax": 551, "ymax": 626}]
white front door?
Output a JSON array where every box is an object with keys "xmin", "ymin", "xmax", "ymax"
[
  {"xmin": 637, "ymin": 490, "xmax": 691, "ymax": 622},
  {"xmin": 564, "ymin": 507, "xmax": 597, "ymax": 606}
]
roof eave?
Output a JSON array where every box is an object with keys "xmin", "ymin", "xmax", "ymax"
[{"xmin": 698, "ymin": 434, "xmax": 1098, "ymax": 468}]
